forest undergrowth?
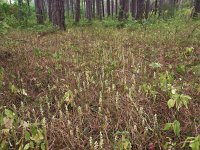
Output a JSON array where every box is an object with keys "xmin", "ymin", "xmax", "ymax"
[{"xmin": 0, "ymin": 19, "xmax": 200, "ymax": 149}]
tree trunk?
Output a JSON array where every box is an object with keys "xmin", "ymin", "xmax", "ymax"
[
  {"xmin": 136, "ymin": 0, "xmax": 145, "ymax": 20},
  {"xmin": 118, "ymin": 0, "xmax": 129, "ymax": 20},
  {"xmin": 52, "ymin": 0, "xmax": 66, "ymax": 30},
  {"xmin": 70, "ymin": 0, "xmax": 74, "ymax": 18},
  {"xmin": 35, "ymin": 0, "xmax": 45, "ymax": 24},
  {"xmin": 145, "ymin": 0, "xmax": 150, "ymax": 19},
  {"xmin": 111, "ymin": 0, "xmax": 114, "ymax": 17},
  {"xmin": 47, "ymin": 0, "xmax": 52, "ymax": 21},
  {"xmin": 124, "ymin": 0, "xmax": 129, "ymax": 19},
  {"xmin": 65, "ymin": 0, "xmax": 70, "ymax": 17},
  {"xmin": 92, "ymin": 0, "xmax": 96, "ymax": 18},
  {"xmin": 107, "ymin": 0, "xmax": 111, "ymax": 16},
  {"xmin": 102, "ymin": 0, "xmax": 105, "ymax": 17},
  {"xmin": 115, "ymin": 0, "xmax": 118, "ymax": 16},
  {"xmin": 86, "ymin": 0, "xmax": 92, "ymax": 21},
  {"xmin": 169, "ymin": 0, "xmax": 176, "ymax": 17},
  {"xmin": 158, "ymin": 0, "xmax": 163, "ymax": 17},
  {"xmin": 75, "ymin": 0, "xmax": 80, "ymax": 22},
  {"xmin": 193, "ymin": 0, "xmax": 200, "ymax": 17},
  {"xmin": 131, "ymin": 0, "xmax": 137, "ymax": 19},
  {"xmin": 96, "ymin": 0, "xmax": 102, "ymax": 20},
  {"xmin": 154, "ymin": 0, "xmax": 158, "ymax": 15}
]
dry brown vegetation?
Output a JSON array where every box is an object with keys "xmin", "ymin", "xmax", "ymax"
[{"xmin": 0, "ymin": 22, "xmax": 200, "ymax": 149}]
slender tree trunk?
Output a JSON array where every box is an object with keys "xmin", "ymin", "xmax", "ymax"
[
  {"xmin": 111, "ymin": 0, "xmax": 114, "ymax": 17},
  {"xmin": 145, "ymin": 0, "xmax": 150, "ymax": 19},
  {"xmin": 193, "ymin": 0, "xmax": 200, "ymax": 17},
  {"xmin": 96, "ymin": 0, "xmax": 102, "ymax": 20},
  {"xmin": 118, "ymin": 0, "xmax": 129, "ymax": 20},
  {"xmin": 169, "ymin": 0, "xmax": 176, "ymax": 17},
  {"xmin": 124, "ymin": 0, "xmax": 129, "ymax": 19},
  {"xmin": 52, "ymin": 0, "xmax": 66, "ymax": 30},
  {"xmin": 70, "ymin": 0, "xmax": 74, "ymax": 18},
  {"xmin": 86, "ymin": 0, "xmax": 92, "ymax": 20},
  {"xmin": 102, "ymin": 0, "xmax": 105, "ymax": 17},
  {"xmin": 131, "ymin": 0, "xmax": 137, "ymax": 19},
  {"xmin": 35, "ymin": 0, "xmax": 45, "ymax": 24},
  {"xmin": 75, "ymin": 0, "xmax": 80, "ymax": 22},
  {"xmin": 136, "ymin": 0, "xmax": 145, "ymax": 20},
  {"xmin": 158, "ymin": 0, "xmax": 163, "ymax": 17},
  {"xmin": 107, "ymin": 0, "xmax": 111, "ymax": 16},
  {"xmin": 154, "ymin": 0, "xmax": 158, "ymax": 15},
  {"xmin": 66, "ymin": 0, "xmax": 70, "ymax": 17},
  {"xmin": 115, "ymin": 0, "xmax": 118, "ymax": 16},
  {"xmin": 118, "ymin": 0, "xmax": 123, "ymax": 20},
  {"xmin": 92, "ymin": 0, "xmax": 96, "ymax": 18},
  {"xmin": 48, "ymin": 0, "xmax": 52, "ymax": 21}
]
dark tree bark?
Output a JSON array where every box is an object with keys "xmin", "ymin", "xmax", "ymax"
[
  {"xmin": 86, "ymin": 0, "xmax": 92, "ymax": 21},
  {"xmin": 107, "ymin": 0, "xmax": 111, "ymax": 16},
  {"xmin": 35, "ymin": 0, "xmax": 45, "ymax": 24},
  {"xmin": 193, "ymin": 0, "xmax": 200, "ymax": 17},
  {"xmin": 154, "ymin": 0, "xmax": 158, "ymax": 15},
  {"xmin": 145, "ymin": 0, "xmax": 150, "ymax": 19},
  {"xmin": 70, "ymin": 0, "xmax": 74, "ymax": 18},
  {"xmin": 102, "ymin": 0, "xmax": 105, "ymax": 17},
  {"xmin": 124, "ymin": 0, "xmax": 129, "ymax": 19},
  {"xmin": 75, "ymin": 0, "xmax": 80, "ymax": 22},
  {"xmin": 131, "ymin": 0, "xmax": 137, "ymax": 19},
  {"xmin": 168, "ymin": 0, "xmax": 176, "ymax": 17},
  {"xmin": 92, "ymin": 0, "xmax": 96, "ymax": 18},
  {"xmin": 52, "ymin": 0, "xmax": 66, "ymax": 30},
  {"xmin": 96, "ymin": 0, "xmax": 102, "ymax": 20},
  {"xmin": 118, "ymin": 0, "xmax": 129, "ymax": 20},
  {"xmin": 115, "ymin": 0, "xmax": 118, "ymax": 16},
  {"xmin": 158, "ymin": 0, "xmax": 163, "ymax": 17},
  {"xmin": 65, "ymin": 0, "xmax": 70, "ymax": 17},
  {"xmin": 47, "ymin": 0, "xmax": 52, "ymax": 21},
  {"xmin": 111, "ymin": 0, "xmax": 114, "ymax": 17},
  {"xmin": 136, "ymin": 0, "xmax": 145, "ymax": 20}
]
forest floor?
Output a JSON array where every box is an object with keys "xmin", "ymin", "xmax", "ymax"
[{"xmin": 0, "ymin": 20, "xmax": 200, "ymax": 149}]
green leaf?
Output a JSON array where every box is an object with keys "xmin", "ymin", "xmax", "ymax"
[
  {"xmin": 38, "ymin": 129, "xmax": 44, "ymax": 140},
  {"xmin": 189, "ymin": 141, "xmax": 200, "ymax": 150},
  {"xmin": 4, "ymin": 109, "xmax": 15, "ymax": 119},
  {"xmin": 25, "ymin": 131, "xmax": 31, "ymax": 141},
  {"xmin": 31, "ymin": 126, "xmax": 37, "ymax": 136},
  {"xmin": 167, "ymin": 99, "xmax": 175, "ymax": 109},
  {"xmin": 163, "ymin": 123, "xmax": 172, "ymax": 131},
  {"xmin": 173, "ymin": 120, "xmax": 180, "ymax": 137},
  {"xmin": 0, "ymin": 113, "xmax": 3, "ymax": 126},
  {"xmin": 29, "ymin": 141, "xmax": 34, "ymax": 148},
  {"xmin": 23, "ymin": 143, "xmax": 30, "ymax": 150},
  {"xmin": 41, "ymin": 143, "xmax": 46, "ymax": 150}
]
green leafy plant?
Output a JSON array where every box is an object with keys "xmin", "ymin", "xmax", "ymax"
[
  {"xmin": 33, "ymin": 48, "xmax": 44, "ymax": 57},
  {"xmin": 149, "ymin": 62, "xmax": 162, "ymax": 69},
  {"xmin": 163, "ymin": 120, "xmax": 181, "ymax": 137},
  {"xmin": 0, "ymin": 108, "xmax": 46, "ymax": 150},
  {"xmin": 167, "ymin": 89, "xmax": 191, "ymax": 111},
  {"xmin": 114, "ymin": 131, "xmax": 132, "ymax": 150},
  {"xmin": 182, "ymin": 135, "xmax": 200, "ymax": 150},
  {"xmin": 159, "ymin": 71, "xmax": 174, "ymax": 91},
  {"xmin": 184, "ymin": 47, "xmax": 194, "ymax": 56}
]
